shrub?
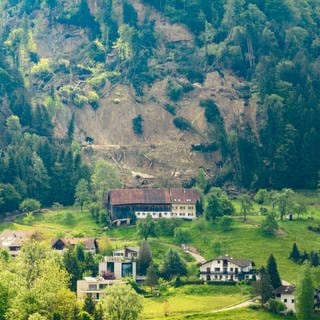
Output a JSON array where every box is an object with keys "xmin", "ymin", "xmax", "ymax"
[
  {"xmin": 87, "ymin": 90, "xmax": 99, "ymax": 109},
  {"xmin": 164, "ymin": 103, "xmax": 176, "ymax": 115},
  {"xmin": 173, "ymin": 117, "xmax": 193, "ymax": 131},
  {"xmin": 19, "ymin": 198, "xmax": 41, "ymax": 213},
  {"xmin": 219, "ymin": 216, "xmax": 233, "ymax": 231},
  {"xmin": 260, "ymin": 213, "xmax": 278, "ymax": 235},
  {"xmin": 31, "ymin": 58, "xmax": 52, "ymax": 81},
  {"xmin": 268, "ymin": 298, "xmax": 286, "ymax": 314},
  {"xmin": 156, "ymin": 219, "xmax": 182, "ymax": 237},
  {"xmin": 174, "ymin": 228, "xmax": 191, "ymax": 244},
  {"xmin": 132, "ymin": 115, "xmax": 144, "ymax": 135},
  {"xmin": 166, "ymin": 78, "xmax": 183, "ymax": 101},
  {"xmin": 254, "ymin": 189, "xmax": 269, "ymax": 204}
]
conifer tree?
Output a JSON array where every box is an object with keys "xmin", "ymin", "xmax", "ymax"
[
  {"xmin": 266, "ymin": 254, "xmax": 281, "ymax": 289},
  {"xmin": 289, "ymin": 243, "xmax": 301, "ymax": 263},
  {"xmin": 295, "ymin": 267, "xmax": 315, "ymax": 320},
  {"xmin": 253, "ymin": 266, "xmax": 273, "ymax": 305}
]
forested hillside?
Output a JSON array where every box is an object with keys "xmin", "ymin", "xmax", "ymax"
[{"xmin": 1, "ymin": 0, "xmax": 320, "ymax": 212}]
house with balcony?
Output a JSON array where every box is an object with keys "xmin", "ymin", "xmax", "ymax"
[
  {"xmin": 200, "ymin": 255, "xmax": 256, "ymax": 282},
  {"xmin": 113, "ymin": 246, "xmax": 139, "ymax": 259},
  {"xmin": 77, "ymin": 277, "xmax": 123, "ymax": 300},
  {"xmin": 99, "ymin": 256, "xmax": 137, "ymax": 281}
]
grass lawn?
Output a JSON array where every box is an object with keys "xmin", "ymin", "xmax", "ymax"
[
  {"xmin": 185, "ymin": 215, "xmax": 320, "ymax": 284},
  {"xmin": 149, "ymin": 307, "xmax": 297, "ymax": 320},
  {"xmin": 142, "ymin": 285, "xmax": 251, "ymax": 319},
  {"xmin": 0, "ymin": 208, "xmax": 101, "ymax": 240}
]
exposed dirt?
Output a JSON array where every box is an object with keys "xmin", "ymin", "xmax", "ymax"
[{"xmin": 29, "ymin": 1, "xmax": 255, "ymax": 187}]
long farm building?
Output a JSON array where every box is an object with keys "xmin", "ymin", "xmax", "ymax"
[{"xmin": 106, "ymin": 188, "xmax": 200, "ymax": 224}]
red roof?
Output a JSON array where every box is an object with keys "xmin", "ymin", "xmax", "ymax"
[
  {"xmin": 170, "ymin": 188, "xmax": 200, "ymax": 204},
  {"xmin": 109, "ymin": 189, "xmax": 171, "ymax": 205}
]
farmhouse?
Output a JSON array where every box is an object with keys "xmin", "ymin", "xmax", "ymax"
[
  {"xmin": 274, "ymin": 285, "xmax": 296, "ymax": 312},
  {"xmin": 274, "ymin": 285, "xmax": 320, "ymax": 313},
  {"xmin": 106, "ymin": 188, "xmax": 200, "ymax": 224},
  {"xmin": 51, "ymin": 237, "xmax": 98, "ymax": 253},
  {"xmin": 0, "ymin": 230, "xmax": 34, "ymax": 256},
  {"xmin": 200, "ymin": 255, "xmax": 256, "ymax": 282}
]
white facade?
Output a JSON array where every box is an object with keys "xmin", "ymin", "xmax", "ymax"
[
  {"xmin": 171, "ymin": 204, "xmax": 196, "ymax": 220},
  {"xmin": 134, "ymin": 204, "xmax": 196, "ymax": 220},
  {"xmin": 200, "ymin": 256, "xmax": 255, "ymax": 282},
  {"xmin": 276, "ymin": 292, "xmax": 295, "ymax": 312},
  {"xmin": 99, "ymin": 256, "xmax": 136, "ymax": 281},
  {"xmin": 77, "ymin": 277, "xmax": 123, "ymax": 300},
  {"xmin": 135, "ymin": 211, "xmax": 172, "ymax": 219}
]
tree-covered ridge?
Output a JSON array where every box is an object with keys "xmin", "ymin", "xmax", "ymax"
[
  {"xmin": 141, "ymin": 0, "xmax": 320, "ymax": 190},
  {"xmin": 0, "ymin": 44, "xmax": 89, "ymax": 213},
  {"xmin": 0, "ymin": 0, "xmax": 320, "ymax": 198}
]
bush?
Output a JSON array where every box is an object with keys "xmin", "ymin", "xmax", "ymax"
[
  {"xmin": 191, "ymin": 143, "xmax": 218, "ymax": 152},
  {"xmin": 87, "ymin": 90, "xmax": 99, "ymax": 109},
  {"xmin": 166, "ymin": 78, "xmax": 183, "ymax": 101},
  {"xmin": 19, "ymin": 198, "xmax": 41, "ymax": 213},
  {"xmin": 132, "ymin": 115, "xmax": 144, "ymax": 135},
  {"xmin": 268, "ymin": 298, "xmax": 286, "ymax": 314},
  {"xmin": 31, "ymin": 58, "xmax": 52, "ymax": 81},
  {"xmin": 164, "ymin": 103, "xmax": 176, "ymax": 115},
  {"xmin": 219, "ymin": 216, "xmax": 233, "ymax": 231},
  {"xmin": 254, "ymin": 189, "xmax": 269, "ymax": 204},
  {"xmin": 174, "ymin": 228, "xmax": 191, "ymax": 244},
  {"xmin": 156, "ymin": 219, "xmax": 183, "ymax": 237},
  {"xmin": 260, "ymin": 213, "xmax": 278, "ymax": 235},
  {"xmin": 173, "ymin": 117, "xmax": 193, "ymax": 131}
]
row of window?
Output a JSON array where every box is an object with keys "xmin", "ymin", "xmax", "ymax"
[
  {"xmin": 135, "ymin": 212, "xmax": 195, "ymax": 217},
  {"xmin": 172, "ymin": 206, "xmax": 194, "ymax": 210}
]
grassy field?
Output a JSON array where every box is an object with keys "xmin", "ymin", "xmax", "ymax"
[
  {"xmin": 142, "ymin": 285, "xmax": 251, "ymax": 319},
  {"xmin": 149, "ymin": 307, "xmax": 297, "ymax": 320},
  {"xmin": 1, "ymin": 192, "xmax": 320, "ymax": 319},
  {"xmin": 0, "ymin": 208, "xmax": 101, "ymax": 239}
]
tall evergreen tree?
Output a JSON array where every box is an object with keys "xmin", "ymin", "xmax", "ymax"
[
  {"xmin": 289, "ymin": 243, "xmax": 301, "ymax": 263},
  {"xmin": 137, "ymin": 240, "xmax": 152, "ymax": 275},
  {"xmin": 295, "ymin": 267, "xmax": 315, "ymax": 320},
  {"xmin": 266, "ymin": 254, "xmax": 282, "ymax": 289},
  {"xmin": 253, "ymin": 266, "xmax": 273, "ymax": 306}
]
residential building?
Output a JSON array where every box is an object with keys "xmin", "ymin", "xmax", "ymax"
[
  {"xmin": 274, "ymin": 285, "xmax": 295, "ymax": 312},
  {"xmin": 77, "ymin": 248, "xmax": 138, "ymax": 300},
  {"xmin": 77, "ymin": 277, "xmax": 123, "ymax": 300},
  {"xmin": 274, "ymin": 285, "xmax": 320, "ymax": 313},
  {"xmin": 51, "ymin": 237, "xmax": 98, "ymax": 253},
  {"xmin": 99, "ymin": 256, "xmax": 137, "ymax": 281},
  {"xmin": 106, "ymin": 188, "xmax": 200, "ymax": 224},
  {"xmin": 113, "ymin": 246, "xmax": 139, "ymax": 259},
  {"xmin": 200, "ymin": 255, "xmax": 256, "ymax": 282},
  {"xmin": 0, "ymin": 230, "xmax": 34, "ymax": 256}
]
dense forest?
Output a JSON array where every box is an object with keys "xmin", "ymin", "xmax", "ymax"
[{"xmin": 1, "ymin": 0, "xmax": 320, "ymax": 213}]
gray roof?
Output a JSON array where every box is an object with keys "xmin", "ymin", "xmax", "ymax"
[
  {"xmin": 274, "ymin": 285, "xmax": 295, "ymax": 295},
  {"xmin": 201, "ymin": 255, "xmax": 254, "ymax": 268}
]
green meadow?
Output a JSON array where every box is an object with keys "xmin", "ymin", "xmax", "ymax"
[{"xmin": 1, "ymin": 191, "xmax": 320, "ymax": 318}]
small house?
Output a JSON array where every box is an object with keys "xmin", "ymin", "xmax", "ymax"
[
  {"xmin": 0, "ymin": 230, "xmax": 34, "ymax": 256},
  {"xmin": 51, "ymin": 237, "xmax": 98, "ymax": 253},
  {"xmin": 274, "ymin": 285, "xmax": 295, "ymax": 312}
]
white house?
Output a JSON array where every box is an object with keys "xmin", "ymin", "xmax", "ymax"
[
  {"xmin": 200, "ymin": 255, "xmax": 256, "ymax": 282},
  {"xmin": 274, "ymin": 285, "xmax": 295, "ymax": 312},
  {"xmin": 77, "ymin": 277, "xmax": 123, "ymax": 300},
  {"xmin": 99, "ymin": 256, "xmax": 137, "ymax": 281},
  {"xmin": 113, "ymin": 246, "xmax": 139, "ymax": 259}
]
